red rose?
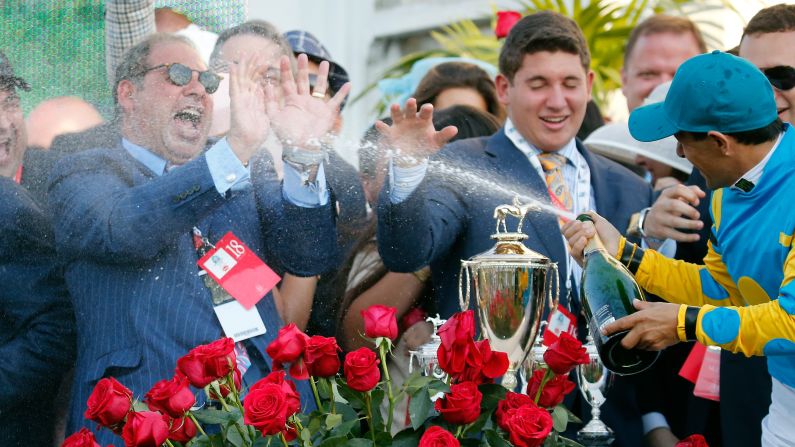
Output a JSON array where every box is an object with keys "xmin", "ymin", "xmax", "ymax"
[
  {"xmin": 266, "ymin": 323, "xmax": 309, "ymax": 363},
  {"xmin": 266, "ymin": 324, "xmax": 310, "ymax": 379},
  {"xmin": 84, "ymin": 377, "xmax": 133, "ymax": 430},
  {"xmin": 250, "ymin": 370, "xmax": 301, "ymax": 416},
  {"xmin": 437, "ymin": 311, "xmax": 478, "ymax": 378},
  {"xmin": 543, "ymin": 332, "xmax": 589, "ymax": 375},
  {"xmin": 62, "ymin": 428, "xmax": 100, "ymax": 447},
  {"xmin": 419, "ymin": 426, "xmax": 461, "ymax": 447},
  {"xmin": 344, "ymin": 348, "xmax": 381, "ymax": 392},
  {"xmin": 283, "ymin": 423, "xmax": 298, "ymax": 442},
  {"xmin": 167, "ymin": 416, "xmax": 196, "ymax": 443},
  {"xmin": 243, "ymin": 383, "xmax": 290, "ymax": 436},
  {"xmin": 676, "ymin": 434, "xmax": 709, "ymax": 447},
  {"xmin": 526, "ymin": 369, "xmax": 576, "ymax": 408},
  {"xmin": 456, "ymin": 339, "xmax": 509, "ymax": 384},
  {"xmin": 438, "ymin": 338, "xmax": 480, "ymax": 380},
  {"xmin": 495, "ymin": 10, "xmax": 522, "ymax": 39},
  {"xmin": 121, "ymin": 411, "xmax": 170, "ymax": 447},
  {"xmin": 304, "ymin": 335, "xmax": 342, "ymax": 377},
  {"xmin": 495, "ymin": 392, "xmax": 535, "ymax": 431},
  {"xmin": 437, "ymin": 310, "xmax": 476, "ymax": 351},
  {"xmin": 434, "ymin": 381, "xmax": 482, "ymax": 425},
  {"xmin": 503, "ymin": 405, "xmax": 554, "ymax": 447},
  {"xmin": 144, "ymin": 374, "xmax": 195, "ymax": 418},
  {"xmin": 361, "ymin": 304, "xmax": 398, "ymax": 340},
  {"xmin": 177, "ymin": 337, "xmax": 236, "ymax": 388}
]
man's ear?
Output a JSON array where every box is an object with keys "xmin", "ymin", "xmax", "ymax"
[
  {"xmin": 708, "ymin": 131, "xmax": 732, "ymax": 156},
  {"xmin": 495, "ymin": 73, "xmax": 511, "ymax": 106},
  {"xmin": 116, "ymin": 80, "xmax": 136, "ymax": 112}
]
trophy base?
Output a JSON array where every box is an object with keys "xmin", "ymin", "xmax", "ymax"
[{"xmin": 577, "ymin": 419, "xmax": 615, "ymax": 446}]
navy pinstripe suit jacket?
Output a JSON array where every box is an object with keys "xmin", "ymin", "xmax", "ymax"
[{"xmin": 48, "ymin": 144, "xmax": 336, "ymax": 442}]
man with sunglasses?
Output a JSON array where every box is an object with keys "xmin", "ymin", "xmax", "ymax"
[
  {"xmin": 49, "ymin": 33, "xmax": 348, "ymax": 444},
  {"xmin": 739, "ymin": 4, "xmax": 795, "ymax": 127}
]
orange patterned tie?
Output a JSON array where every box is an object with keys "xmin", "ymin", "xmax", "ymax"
[{"xmin": 538, "ymin": 152, "xmax": 573, "ymax": 226}]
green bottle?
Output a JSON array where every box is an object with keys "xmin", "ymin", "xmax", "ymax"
[{"xmin": 577, "ymin": 214, "xmax": 659, "ymax": 375}]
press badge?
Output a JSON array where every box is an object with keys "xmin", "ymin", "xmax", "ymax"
[
  {"xmin": 197, "ymin": 232, "xmax": 281, "ymax": 342},
  {"xmin": 542, "ymin": 304, "xmax": 577, "ymax": 346}
]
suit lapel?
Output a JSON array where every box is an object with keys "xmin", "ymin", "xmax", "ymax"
[{"xmin": 483, "ymin": 130, "xmax": 567, "ymax": 273}]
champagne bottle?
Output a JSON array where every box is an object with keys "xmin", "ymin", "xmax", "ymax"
[{"xmin": 577, "ymin": 214, "xmax": 659, "ymax": 375}]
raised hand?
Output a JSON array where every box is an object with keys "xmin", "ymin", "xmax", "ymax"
[
  {"xmin": 644, "ymin": 184, "xmax": 706, "ymax": 242},
  {"xmin": 265, "ymin": 53, "xmax": 350, "ymax": 151},
  {"xmin": 227, "ymin": 53, "xmax": 270, "ymax": 164},
  {"xmin": 374, "ymin": 98, "xmax": 458, "ymax": 166}
]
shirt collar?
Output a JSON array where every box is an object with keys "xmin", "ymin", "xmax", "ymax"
[
  {"xmin": 731, "ymin": 130, "xmax": 783, "ymax": 192},
  {"xmin": 122, "ymin": 138, "xmax": 168, "ymax": 177},
  {"xmin": 504, "ymin": 118, "xmax": 578, "ymax": 165}
]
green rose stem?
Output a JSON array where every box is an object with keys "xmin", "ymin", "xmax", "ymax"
[
  {"xmin": 454, "ymin": 425, "xmax": 464, "ymax": 439},
  {"xmin": 326, "ymin": 378, "xmax": 337, "ymax": 414},
  {"xmin": 378, "ymin": 340, "xmax": 396, "ymax": 432},
  {"xmin": 164, "ymin": 440, "xmax": 176, "ymax": 447},
  {"xmin": 533, "ymin": 368, "xmax": 555, "ymax": 404},
  {"xmin": 188, "ymin": 413, "xmax": 214, "ymax": 447},
  {"xmin": 278, "ymin": 432, "xmax": 290, "ymax": 447},
  {"xmin": 309, "ymin": 375, "xmax": 325, "ymax": 412},
  {"xmin": 211, "ymin": 383, "xmax": 252, "ymax": 446},
  {"xmin": 364, "ymin": 391, "xmax": 377, "ymax": 444},
  {"xmin": 226, "ymin": 371, "xmax": 257, "ymax": 441}
]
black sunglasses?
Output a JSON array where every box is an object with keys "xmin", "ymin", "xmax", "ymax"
[
  {"xmin": 137, "ymin": 63, "xmax": 221, "ymax": 94},
  {"xmin": 764, "ymin": 65, "xmax": 795, "ymax": 91}
]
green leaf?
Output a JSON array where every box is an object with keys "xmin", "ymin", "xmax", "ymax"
[
  {"xmin": 192, "ymin": 408, "xmax": 238, "ymax": 425},
  {"xmin": 345, "ymin": 438, "xmax": 374, "ymax": 447},
  {"xmin": 325, "ymin": 413, "xmax": 343, "ymax": 430},
  {"xmin": 563, "ymin": 405, "xmax": 582, "ymax": 424},
  {"xmin": 557, "ymin": 435, "xmax": 586, "ymax": 447},
  {"xmin": 225, "ymin": 426, "xmax": 245, "ymax": 447},
  {"xmin": 463, "ymin": 409, "xmax": 493, "ymax": 437},
  {"xmin": 478, "ymin": 384, "xmax": 508, "ymax": 411},
  {"xmin": 552, "ymin": 405, "xmax": 569, "ymax": 432},
  {"xmin": 317, "ymin": 436, "xmax": 352, "ymax": 447},
  {"xmin": 409, "ymin": 387, "xmax": 432, "ymax": 430},
  {"xmin": 482, "ymin": 429, "xmax": 512, "ymax": 447},
  {"xmin": 392, "ymin": 428, "xmax": 422, "ymax": 447},
  {"xmin": 252, "ymin": 436, "xmax": 271, "ymax": 447}
]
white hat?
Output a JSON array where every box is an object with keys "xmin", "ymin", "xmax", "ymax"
[{"xmin": 585, "ymin": 82, "xmax": 692, "ymax": 175}]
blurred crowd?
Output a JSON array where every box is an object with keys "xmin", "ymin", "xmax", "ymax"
[{"xmin": 2, "ymin": 2, "xmax": 795, "ymax": 446}]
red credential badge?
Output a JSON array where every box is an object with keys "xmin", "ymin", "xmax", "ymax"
[{"xmin": 197, "ymin": 232, "xmax": 281, "ymax": 310}]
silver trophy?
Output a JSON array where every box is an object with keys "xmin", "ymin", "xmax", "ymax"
[
  {"xmin": 459, "ymin": 198, "xmax": 558, "ymax": 390},
  {"xmin": 408, "ymin": 314, "xmax": 448, "ymax": 381},
  {"xmin": 577, "ymin": 335, "xmax": 615, "ymax": 446}
]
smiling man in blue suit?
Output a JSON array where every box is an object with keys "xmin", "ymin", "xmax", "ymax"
[
  {"xmin": 376, "ymin": 12, "xmax": 653, "ymax": 446},
  {"xmin": 49, "ymin": 32, "xmax": 347, "ymax": 444}
]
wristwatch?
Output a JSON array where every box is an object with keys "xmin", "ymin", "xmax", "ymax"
[{"xmin": 282, "ymin": 146, "xmax": 328, "ymax": 168}]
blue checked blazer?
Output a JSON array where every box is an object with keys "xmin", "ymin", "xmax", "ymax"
[{"xmin": 49, "ymin": 143, "xmax": 336, "ymax": 443}]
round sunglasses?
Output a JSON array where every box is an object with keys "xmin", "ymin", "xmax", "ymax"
[
  {"xmin": 137, "ymin": 63, "xmax": 222, "ymax": 94},
  {"xmin": 764, "ymin": 65, "xmax": 795, "ymax": 91}
]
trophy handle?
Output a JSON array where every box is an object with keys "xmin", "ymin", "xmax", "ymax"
[
  {"xmin": 548, "ymin": 263, "xmax": 560, "ymax": 311},
  {"xmin": 458, "ymin": 262, "xmax": 472, "ymax": 311}
]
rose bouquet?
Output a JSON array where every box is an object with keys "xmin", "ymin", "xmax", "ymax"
[{"xmin": 63, "ymin": 305, "xmax": 587, "ymax": 447}]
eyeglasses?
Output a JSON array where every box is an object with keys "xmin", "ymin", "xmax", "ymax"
[
  {"xmin": 764, "ymin": 65, "xmax": 795, "ymax": 91},
  {"xmin": 136, "ymin": 63, "xmax": 222, "ymax": 94}
]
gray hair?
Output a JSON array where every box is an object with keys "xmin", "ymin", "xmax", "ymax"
[
  {"xmin": 112, "ymin": 32, "xmax": 196, "ymax": 105},
  {"xmin": 209, "ymin": 20, "xmax": 294, "ymax": 70}
]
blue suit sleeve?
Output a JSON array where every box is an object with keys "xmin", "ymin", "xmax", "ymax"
[
  {"xmin": 48, "ymin": 149, "xmax": 227, "ymax": 263},
  {"xmin": 0, "ymin": 183, "xmax": 75, "ymax": 412}
]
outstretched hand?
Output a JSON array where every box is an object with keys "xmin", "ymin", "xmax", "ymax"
[
  {"xmin": 265, "ymin": 53, "xmax": 350, "ymax": 151},
  {"xmin": 227, "ymin": 53, "xmax": 271, "ymax": 164},
  {"xmin": 374, "ymin": 98, "xmax": 458, "ymax": 166}
]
